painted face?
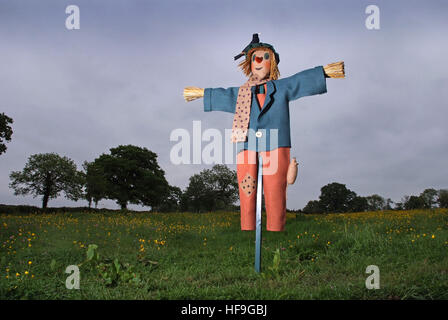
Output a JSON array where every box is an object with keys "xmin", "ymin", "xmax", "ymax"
[{"xmin": 250, "ymin": 49, "xmax": 271, "ymax": 80}]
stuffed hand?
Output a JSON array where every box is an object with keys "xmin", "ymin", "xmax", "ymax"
[
  {"xmin": 323, "ymin": 61, "xmax": 345, "ymax": 78},
  {"xmin": 184, "ymin": 87, "xmax": 204, "ymax": 102}
]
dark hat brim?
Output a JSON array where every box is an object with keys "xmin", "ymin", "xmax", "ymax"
[{"xmin": 237, "ymin": 42, "xmax": 280, "ymax": 64}]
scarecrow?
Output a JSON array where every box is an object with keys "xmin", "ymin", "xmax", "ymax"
[{"xmin": 184, "ymin": 34, "xmax": 344, "ymax": 234}]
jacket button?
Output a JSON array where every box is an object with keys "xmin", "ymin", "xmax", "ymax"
[{"xmin": 255, "ymin": 131, "xmax": 263, "ymax": 138}]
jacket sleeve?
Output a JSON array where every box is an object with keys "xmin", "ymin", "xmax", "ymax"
[
  {"xmin": 203, "ymin": 86, "xmax": 240, "ymax": 113},
  {"xmin": 277, "ymin": 66, "xmax": 327, "ymax": 101}
]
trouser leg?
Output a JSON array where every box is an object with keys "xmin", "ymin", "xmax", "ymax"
[
  {"xmin": 261, "ymin": 147, "xmax": 290, "ymax": 232},
  {"xmin": 237, "ymin": 149, "xmax": 257, "ymax": 230}
]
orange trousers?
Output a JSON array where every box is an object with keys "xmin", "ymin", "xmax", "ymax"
[{"xmin": 236, "ymin": 147, "xmax": 290, "ymax": 232}]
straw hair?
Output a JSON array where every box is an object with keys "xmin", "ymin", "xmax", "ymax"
[
  {"xmin": 323, "ymin": 61, "xmax": 345, "ymax": 78},
  {"xmin": 238, "ymin": 47, "xmax": 280, "ymax": 80}
]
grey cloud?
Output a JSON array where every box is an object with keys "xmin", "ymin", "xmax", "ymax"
[{"xmin": 1, "ymin": 0, "xmax": 447, "ymax": 210}]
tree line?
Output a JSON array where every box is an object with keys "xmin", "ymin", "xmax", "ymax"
[
  {"xmin": 302, "ymin": 182, "xmax": 448, "ymax": 214},
  {"xmin": 2, "ymin": 113, "xmax": 447, "ymax": 213},
  {"xmin": 6, "ymin": 144, "xmax": 239, "ymax": 212},
  {"xmin": 7, "ymin": 145, "xmax": 448, "ymax": 213}
]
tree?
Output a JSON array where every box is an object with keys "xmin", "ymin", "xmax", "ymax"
[
  {"xmin": 183, "ymin": 172, "xmax": 211, "ymax": 212},
  {"xmin": 365, "ymin": 194, "xmax": 385, "ymax": 211},
  {"xmin": 419, "ymin": 188, "xmax": 438, "ymax": 209},
  {"xmin": 209, "ymin": 164, "xmax": 239, "ymax": 208},
  {"xmin": 82, "ymin": 161, "xmax": 108, "ymax": 208},
  {"xmin": 384, "ymin": 198, "xmax": 394, "ymax": 210},
  {"xmin": 92, "ymin": 145, "xmax": 170, "ymax": 210},
  {"xmin": 404, "ymin": 195, "xmax": 425, "ymax": 210},
  {"xmin": 154, "ymin": 185, "xmax": 182, "ymax": 212},
  {"xmin": 348, "ymin": 196, "xmax": 368, "ymax": 212},
  {"xmin": 183, "ymin": 164, "xmax": 238, "ymax": 212},
  {"xmin": 302, "ymin": 200, "xmax": 322, "ymax": 214},
  {"xmin": 9, "ymin": 153, "xmax": 84, "ymax": 208},
  {"xmin": 437, "ymin": 189, "xmax": 448, "ymax": 208},
  {"xmin": 0, "ymin": 112, "xmax": 13, "ymax": 155},
  {"xmin": 394, "ymin": 201, "xmax": 404, "ymax": 211},
  {"xmin": 318, "ymin": 182, "xmax": 357, "ymax": 213}
]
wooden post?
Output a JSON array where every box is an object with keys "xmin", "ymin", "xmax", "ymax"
[{"xmin": 255, "ymin": 155, "xmax": 263, "ymax": 273}]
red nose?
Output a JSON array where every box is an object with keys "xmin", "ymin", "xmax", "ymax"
[{"xmin": 255, "ymin": 56, "xmax": 263, "ymax": 63}]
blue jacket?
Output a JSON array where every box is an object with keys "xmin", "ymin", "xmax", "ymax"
[{"xmin": 203, "ymin": 66, "xmax": 327, "ymax": 153}]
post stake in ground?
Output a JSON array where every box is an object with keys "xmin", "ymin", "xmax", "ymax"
[{"xmin": 255, "ymin": 155, "xmax": 263, "ymax": 273}]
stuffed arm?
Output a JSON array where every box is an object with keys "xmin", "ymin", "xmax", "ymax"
[
  {"xmin": 184, "ymin": 86, "xmax": 239, "ymax": 114},
  {"xmin": 280, "ymin": 61, "xmax": 344, "ymax": 101}
]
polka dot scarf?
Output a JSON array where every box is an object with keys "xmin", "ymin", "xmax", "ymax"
[{"xmin": 231, "ymin": 75, "xmax": 268, "ymax": 143}]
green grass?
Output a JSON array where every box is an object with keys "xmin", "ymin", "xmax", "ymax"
[{"xmin": 1, "ymin": 209, "xmax": 447, "ymax": 299}]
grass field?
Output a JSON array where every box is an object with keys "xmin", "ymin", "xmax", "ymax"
[{"xmin": 1, "ymin": 209, "xmax": 447, "ymax": 299}]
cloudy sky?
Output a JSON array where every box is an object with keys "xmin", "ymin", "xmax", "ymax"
[{"xmin": 1, "ymin": 0, "xmax": 447, "ymax": 210}]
